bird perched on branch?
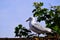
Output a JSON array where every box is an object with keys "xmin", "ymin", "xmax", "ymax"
[{"xmin": 26, "ymin": 17, "xmax": 55, "ymax": 37}]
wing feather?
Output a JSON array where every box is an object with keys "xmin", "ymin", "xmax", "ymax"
[{"xmin": 32, "ymin": 22, "xmax": 45, "ymax": 31}]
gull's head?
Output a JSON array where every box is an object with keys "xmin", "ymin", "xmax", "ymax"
[{"xmin": 26, "ymin": 17, "xmax": 35, "ymax": 22}]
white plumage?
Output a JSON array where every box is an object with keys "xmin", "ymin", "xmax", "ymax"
[{"xmin": 26, "ymin": 17, "xmax": 52, "ymax": 34}]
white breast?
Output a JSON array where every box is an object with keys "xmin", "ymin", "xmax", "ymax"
[{"xmin": 29, "ymin": 21, "xmax": 41, "ymax": 34}]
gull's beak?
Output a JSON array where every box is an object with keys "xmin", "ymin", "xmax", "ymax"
[
  {"xmin": 26, "ymin": 19, "xmax": 29, "ymax": 22},
  {"xmin": 26, "ymin": 17, "xmax": 31, "ymax": 22}
]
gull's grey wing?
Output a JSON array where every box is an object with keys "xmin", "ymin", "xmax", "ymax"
[
  {"xmin": 32, "ymin": 23, "xmax": 52, "ymax": 33},
  {"xmin": 32, "ymin": 22, "xmax": 45, "ymax": 31}
]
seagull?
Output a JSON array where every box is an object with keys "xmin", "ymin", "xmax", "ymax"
[{"xmin": 26, "ymin": 17, "xmax": 53, "ymax": 37}]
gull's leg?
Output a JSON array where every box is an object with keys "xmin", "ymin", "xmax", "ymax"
[
  {"xmin": 43, "ymin": 33, "xmax": 47, "ymax": 37},
  {"xmin": 38, "ymin": 34, "xmax": 40, "ymax": 37}
]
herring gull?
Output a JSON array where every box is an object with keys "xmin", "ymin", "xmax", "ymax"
[{"xmin": 26, "ymin": 17, "xmax": 53, "ymax": 37}]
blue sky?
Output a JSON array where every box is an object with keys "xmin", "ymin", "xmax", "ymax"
[{"xmin": 0, "ymin": 0, "xmax": 60, "ymax": 38}]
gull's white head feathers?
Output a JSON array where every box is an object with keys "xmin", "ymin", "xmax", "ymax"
[{"xmin": 26, "ymin": 17, "xmax": 35, "ymax": 22}]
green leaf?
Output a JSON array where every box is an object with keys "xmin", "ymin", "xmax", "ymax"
[
  {"xmin": 15, "ymin": 27, "xmax": 19, "ymax": 32},
  {"xmin": 14, "ymin": 24, "xmax": 32, "ymax": 37},
  {"xmin": 49, "ymin": 9, "xmax": 55, "ymax": 16},
  {"xmin": 37, "ymin": 16, "xmax": 46, "ymax": 22},
  {"xmin": 18, "ymin": 24, "xmax": 22, "ymax": 29},
  {"xmin": 52, "ymin": 26, "xmax": 58, "ymax": 32},
  {"xmin": 37, "ymin": 16, "xmax": 41, "ymax": 22},
  {"xmin": 45, "ymin": 14, "xmax": 51, "ymax": 18},
  {"xmin": 32, "ymin": 9, "xmax": 36, "ymax": 13},
  {"xmin": 33, "ymin": 12, "xmax": 40, "ymax": 17},
  {"xmin": 39, "ymin": 2, "xmax": 43, "ymax": 6},
  {"xmin": 42, "ymin": 8, "xmax": 48, "ymax": 11},
  {"xmin": 20, "ymin": 31, "xmax": 28, "ymax": 36}
]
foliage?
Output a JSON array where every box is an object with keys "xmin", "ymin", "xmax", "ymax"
[
  {"xmin": 33, "ymin": 2, "xmax": 60, "ymax": 34},
  {"xmin": 14, "ymin": 24, "xmax": 32, "ymax": 38}
]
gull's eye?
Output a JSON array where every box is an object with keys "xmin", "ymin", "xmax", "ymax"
[{"xmin": 29, "ymin": 17, "xmax": 32, "ymax": 19}]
